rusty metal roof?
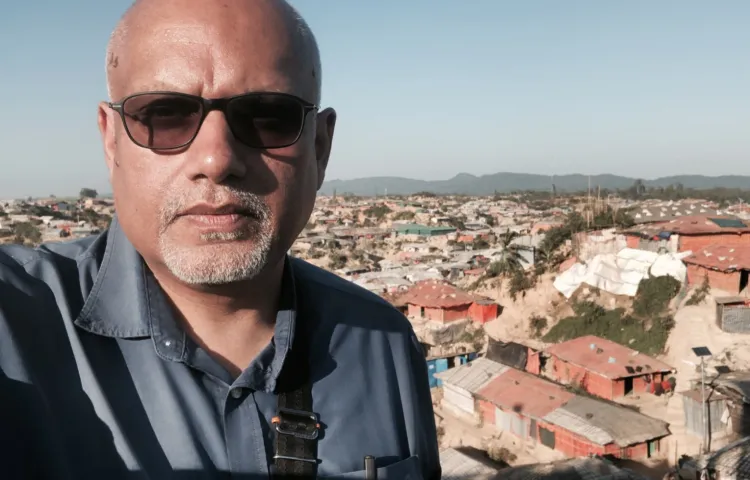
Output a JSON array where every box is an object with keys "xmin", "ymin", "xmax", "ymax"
[
  {"xmin": 397, "ymin": 279, "xmax": 492, "ymax": 308},
  {"xmin": 545, "ymin": 335, "xmax": 675, "ymax": 379},
  {"xmin": 439, "ymin": 448, "xmax": 499, "ymax": 480},
  {"xmin": 547, "ymin": 395, "xmax": 670, "ymax": 447},
  {"xmin": 476, "ymin": 366, "xmax": 670, "ymax": 446},
  {"xmin": 683, "ymin": 245, "xmax": 750, "ymax": 272},
  {"xmin": 625, "ymin": 214, "xmax": 750, "ymax": 236},
  {"xmin": 477, "ymin": 368, "xmax": 574, "ymax": 419},
  {"xmin": 498, "ymin": 457, "xmax": 651, "ymax": 480},
  {"xmin": 700, "ymin": 435, "xmax": 750, "ymax": 477}
]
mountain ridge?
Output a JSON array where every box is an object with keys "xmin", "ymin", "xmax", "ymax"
[{"xmin": 320, "ymin": 172, "xmax": 750, "ymax": 196}]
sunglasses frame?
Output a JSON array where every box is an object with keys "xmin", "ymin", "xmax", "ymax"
[{"xmin": 107, "ymin": 91, "xmax": 319, "ymax": 151}]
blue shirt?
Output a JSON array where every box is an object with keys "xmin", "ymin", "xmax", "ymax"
[{"xmin": 0, "ymin": 217, "xmax": 440, "ymax": 479}]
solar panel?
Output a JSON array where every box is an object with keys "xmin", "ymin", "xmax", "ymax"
[
  {"xmin": 715, "ymin": 365, "xmax": 732, "ymax": 374},
  {"xmin": 709, "ymin": 218, "xmax": 747, "ymax": 228},
  {"xmin": 692, "ymin": 346, "xmax": 712, "ymax": 357}
]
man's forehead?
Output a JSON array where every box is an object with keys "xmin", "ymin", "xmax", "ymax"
[
  {"xmin": 115, "ymin": 21, "xmax": 310, "ymax": 100},
  {"xmin": 108, "ymin": 0, "xmax": 319, "ymax": 102}
]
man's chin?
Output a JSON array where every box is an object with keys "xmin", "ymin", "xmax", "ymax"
[{"xmin": 158, "ymin": 240, "xmax": 271, "ymax": 286}]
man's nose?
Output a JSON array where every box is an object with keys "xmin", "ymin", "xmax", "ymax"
[{"xmin": 182, "ymin": 111, "xmax": 248, "ymax": 184}]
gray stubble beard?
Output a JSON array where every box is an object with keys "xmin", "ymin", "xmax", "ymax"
[{"xmin": 157, "ymin": 188, "xmax": 274, "ymax": 286}]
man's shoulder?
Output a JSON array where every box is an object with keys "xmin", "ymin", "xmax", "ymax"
[
  {"xmin": 290, "ymin": 257, "xmax": 412, "ymax": 331},
  {"xmin": 0, "ymin": 235, "xmax": 103, "ymax": 287}
]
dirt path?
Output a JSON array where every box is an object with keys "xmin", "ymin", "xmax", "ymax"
[
  {"xmin": 435, "ymin": 404, "xmax": 565, "ymax": 467},
  {"xmin": 658, "ymin": 291, "xmax": 750, "ymax": 459}
]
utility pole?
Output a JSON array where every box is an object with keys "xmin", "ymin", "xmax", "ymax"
[
  {"xmin": 692, "ymin": 346, "xmax": 712, "ymax": 454},
  {"xmin": 587, "ymin": 175, "xmax": 592, "ymax": 229}
]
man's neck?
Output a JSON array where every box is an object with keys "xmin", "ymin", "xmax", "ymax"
[{"xmin": 149, "ymin": 257, "xmax": 286, "ymax": 377}]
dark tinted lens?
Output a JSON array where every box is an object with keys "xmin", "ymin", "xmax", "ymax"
[
  {"xmin": 122, "ymin": 93, "xmax": 203, "ymax": 149},
  {"xmin": 227, "ymin": 94, "xmax": 306, "ymax": 148}
]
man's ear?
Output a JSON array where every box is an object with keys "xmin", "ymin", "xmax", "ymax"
[
  {"xmin": 97, "ymin": 102, "xmax": 118, "ymax": 180},
  {"xmin": 314, "ymin": 108, "xmax": 336, "ymax": 190}
]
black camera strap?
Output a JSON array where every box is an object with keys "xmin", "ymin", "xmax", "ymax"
[
  {"xmin": 271, "ymin": 278, "xmax": 319, "ymax": 479},
  {"xmin": 272, "ymin": 379, "xmax": 318, "ymax": 478}
]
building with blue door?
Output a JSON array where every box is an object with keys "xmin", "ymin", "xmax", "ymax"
[{"xmin": 426, "ymin": 352, "xmax": 478, "ymax": 388}]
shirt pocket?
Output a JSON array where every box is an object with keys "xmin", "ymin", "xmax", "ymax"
[{"xmin": 319, "ymin": 455, "xmax": 423, "ymax": 480}]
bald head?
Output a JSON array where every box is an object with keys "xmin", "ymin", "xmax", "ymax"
[{"xmin": 105, "ymin": 0, "xmax": 322, "ymax": 103}]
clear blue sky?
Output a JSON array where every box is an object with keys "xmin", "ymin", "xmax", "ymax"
[{"xmin": 1, "ymin": 1, "xmax": 749, "ymax": 197}]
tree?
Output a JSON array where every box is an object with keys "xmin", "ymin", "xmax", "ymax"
[
  {"xmin": 80, "ymin": 188, "xmax": 98, "ymax": 198},
  {"xmin": 13, "ymin": 222, "xmax": 42, "ymax": 245},
  {"xmin": 487, "ymin": 230, "xmax": 526, "ymax": 277},
  {"xmin": 328, "ymin": 254, "xmax": 347, "ymax": 270},
  {"xmin": 364, "ymin": 204, "xmax": 391, "ymax": 220}
]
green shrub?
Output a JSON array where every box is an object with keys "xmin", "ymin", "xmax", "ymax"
[
  {"xmin": 632, "ymin": 275, "xmax": 681, "ymax": 318},
  {"xmin": 686, "ymin": 275, "xmax": 710, "ymax": 306},
  {"xmin": 543, "ymin": 299, "xmax": 674, "ymax": 356}
]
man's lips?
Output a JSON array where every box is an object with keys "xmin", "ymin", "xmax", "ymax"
[
  {"xmin": 178, "ymin": 203, "xmax": 254, "ymax": 217},
  {"xmin": 175, "ymin": 203, "xmax": 260, "ymax": 228}
]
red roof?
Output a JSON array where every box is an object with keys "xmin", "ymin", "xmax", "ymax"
[
  {"xmin": 545, "ymin": 335, "xmax": 674, "ymax": 379},
  {"xmin": 683, "ymin": 245, "xmax": 750, "ymax": 272},
  {"xmin": 399, "ymin": 280, "xmax": 490, "ymax": 308},
  {"xmin": 626, "ymin": 215, "xmax": 750, "ymax": 236},
  {"xmin": 478, "ymin": 368, "xmax": 573, "ymax": 418}
]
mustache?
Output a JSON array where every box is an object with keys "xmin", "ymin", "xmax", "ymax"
[{"xmin": 159, "ymin": 187, "xmax": 271, "ymax": 227}]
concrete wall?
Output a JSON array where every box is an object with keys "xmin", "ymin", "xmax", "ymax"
[{"xmin": 718, "ymin": 304, "xmax": 750, "ymax": 333}]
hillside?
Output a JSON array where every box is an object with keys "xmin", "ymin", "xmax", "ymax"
[{"xmin": 320, "ymin": 172, "xmax": 750, "ymax": 196}]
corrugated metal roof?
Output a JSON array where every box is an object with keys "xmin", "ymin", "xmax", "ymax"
[
  {"xmin": 439, "ymin": 448, "xmax": 499, "ymax": 480},
  {"xmin": 434, "ymin": 358, "xmax": 507, "ymax": 393},
  {"xmin": 545, "ymin": 335, "xmax": 674, "ymax": 380},
  {"xmin": 713, "ymin": 372, "xmax": 750, "ymax": 402},
  {"xmin": 626, "ymin": 214, "xmax": 750, "ymax": 236},
  {"xmin": 554, "ymin": 396, "xmax": 670, "ymax": 447},
  {"xmin": 398, "ymin": 279, "xmax": 494, "ymax": 308},
  {"xmin": 478, "ymin": 368, "xmax": 573, "ymax": 419},
  {"xmin": 498, "ymin": 457, "xmax": 651, "ymax": 480},
  {"xmin": 543, "ymin": 406, "xmax": 614, "ymax": 445},
  {"xmin": 701, "ymin": 435, "xmax": 750, "ymax": 477}
]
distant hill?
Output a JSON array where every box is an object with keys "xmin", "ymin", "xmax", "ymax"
[{"xmin": 320, "ymin": 173, "xmax": 750, "ymax": 196}]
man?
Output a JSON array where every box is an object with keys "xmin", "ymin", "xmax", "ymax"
[{"xmin": 0, "ymin": 0, "xmax": 440, "ymax": 478}]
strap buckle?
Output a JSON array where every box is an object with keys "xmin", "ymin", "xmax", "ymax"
[{"xmin": 272, "ymin": 407, "xmax": 320, "ymax": 441}]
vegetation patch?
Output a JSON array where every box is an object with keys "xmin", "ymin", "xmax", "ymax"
[
  {"xmin": 686, "ymin": 275, "xmax": 711, "ymax": 306},
  {"xmin": 632, "ymin": 275, "xmax": 681, "ymax": 317},
  {"xmin": 529, "ymin": 315, "xmax": 548, "ymax": 338},
  {"xmin": 544, "ymin": 275, "xmax": 681, "ymax": 355}
]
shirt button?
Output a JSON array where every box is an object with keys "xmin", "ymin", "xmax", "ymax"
[{"xmin": 230, "ymin": 388, "xmax": 243, "ymax": 399}]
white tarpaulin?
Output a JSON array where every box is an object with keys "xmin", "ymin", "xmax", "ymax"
[{"xmin": 554, "ymin": 248, "xmax": 691, "ymax": 299}]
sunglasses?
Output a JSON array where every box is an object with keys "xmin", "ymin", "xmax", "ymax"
[{"xmin": 107, "ymin": 91, "xmax": 318, "ymax": 151}]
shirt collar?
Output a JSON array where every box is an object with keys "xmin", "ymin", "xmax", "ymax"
[
  {"xmin": 74, "ymin": 216, "xmax": 299, "ymax": 392},
  {"xmin": 74, "ymin": 215, "xmax": 151, "ymax": 338}
]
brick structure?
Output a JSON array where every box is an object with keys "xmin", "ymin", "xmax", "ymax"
[
  {"xmin": 542, "ymin": 335, "xmax": 675, "ymax": 401},
  {"xmin": 624, "ymin": 215, "xmax": 750, "ymax": 254},
  {"xmin": 399, "ymin": 280, "xmax": 498, "ymax": 324},
  {"xmin": 624, "ymin": 216, "xmax": 750, "ymax": 293},
  {"xmin": 684, "ymin": 245, "xmax": 750, "ymax": 294},
  {"xmin": 470, "ymin": 365, "xmax": 669, "ymax": 460}
]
